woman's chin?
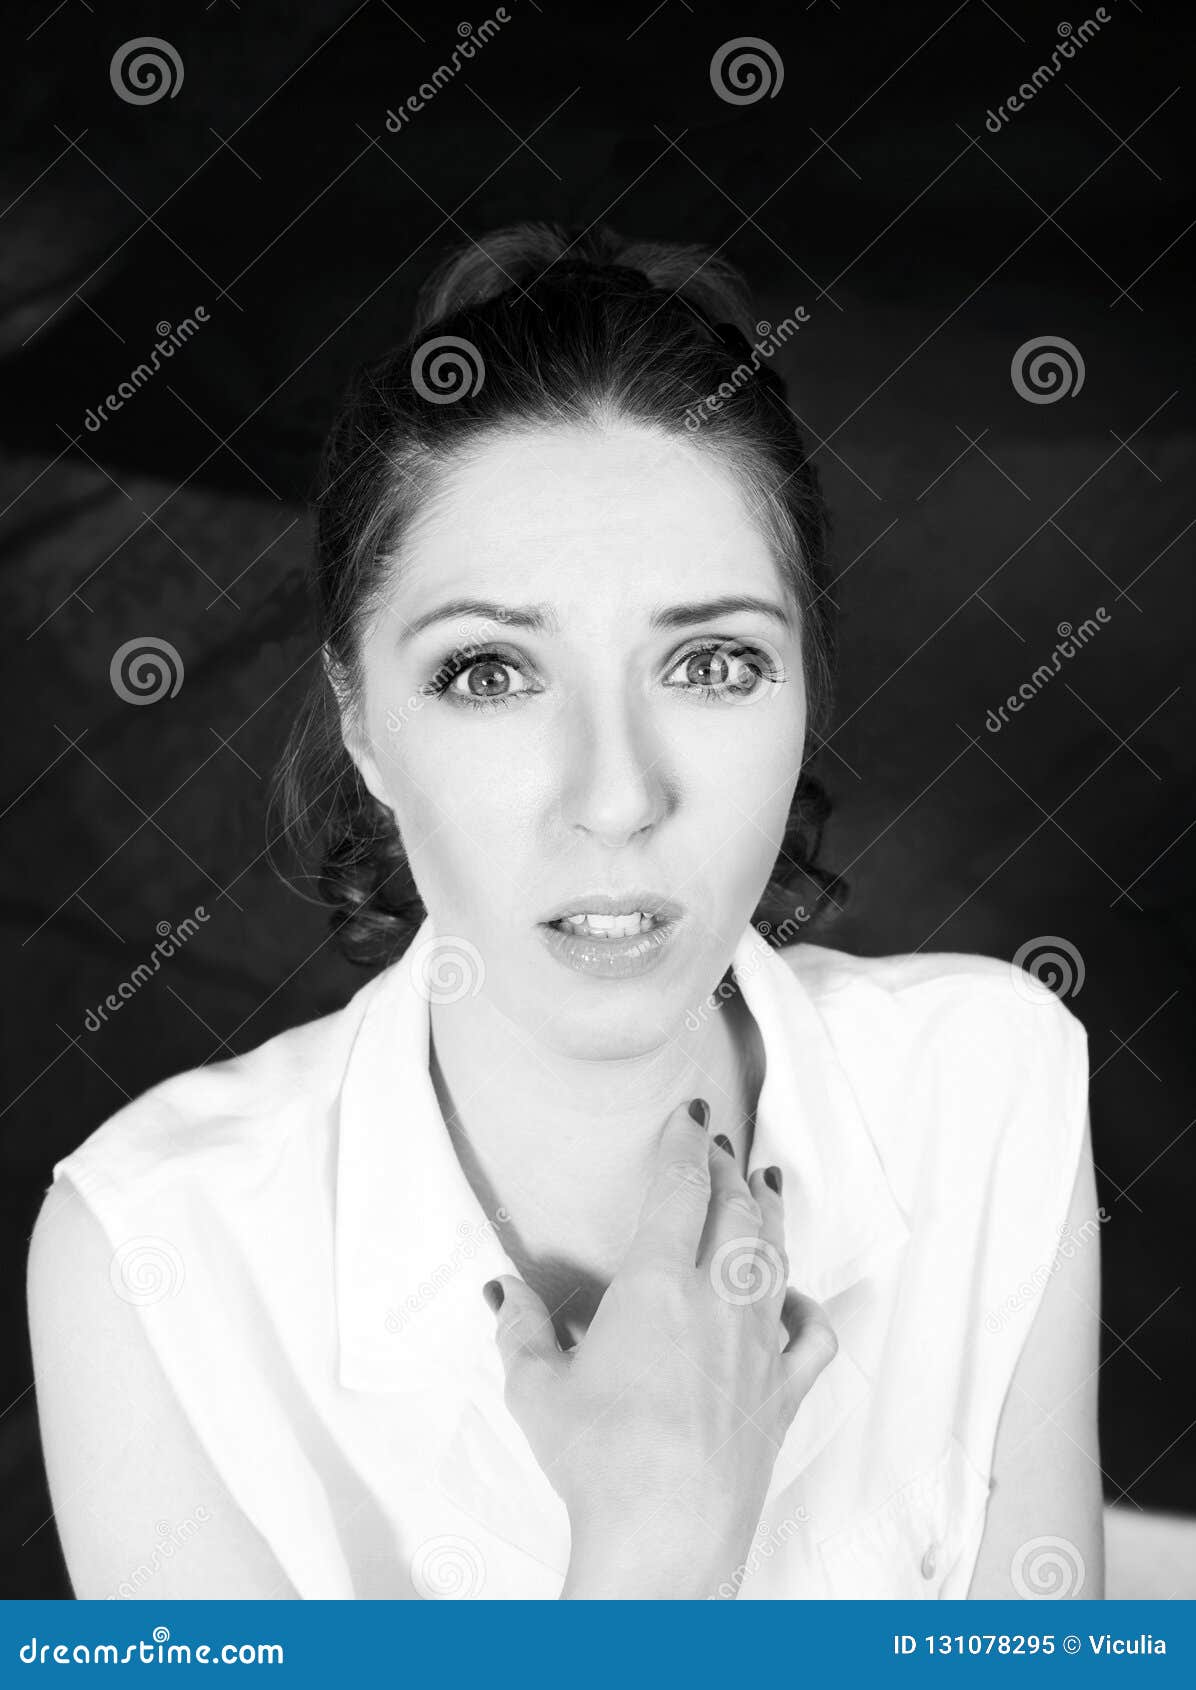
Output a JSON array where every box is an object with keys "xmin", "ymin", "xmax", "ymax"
[
  {"xmin": 523, "ymin": 946, "xmax": 702, "ymax": 1059},
  {"xmin": 536, "ymin": 1010, "xmax": 678, "ymax": 1063}
]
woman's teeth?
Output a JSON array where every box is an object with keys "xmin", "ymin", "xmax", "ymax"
[{"xmin": 555, "ymin": 911, "xmax": 657, "ymax": 938}]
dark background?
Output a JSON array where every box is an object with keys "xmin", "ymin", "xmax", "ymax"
[{"xmin": 2, "ymin": 0, "xmax": 1192, "ymax": 1597}]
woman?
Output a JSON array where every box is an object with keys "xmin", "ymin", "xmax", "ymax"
[{"xmin": 27, "ymin": 221, "xmax": 1103, "ymax": 1600}]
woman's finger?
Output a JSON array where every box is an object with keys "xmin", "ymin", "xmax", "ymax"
[
  {"xmin": 486, "ymin": 1273, "xmax": 568, "ymax": 1400},
  {"xmin": 700, "ymin": 1132, "xmax": 764, "ymax": 1258},
  {"xmin": 778, "ymin": 1286, "xmax": 839, "ymax": 1405},
  {"xmin": 622, "ymin": 1098, "xmax": 712, "ymax": 1274},
  {"xmin": 700, "ymin": 1139, "xmax": 791, "ymax": 1311},
  {"xmin": 696, "ymin": 1129, "xmax": 749, "ymax": 1259},
  {"xmin": 747, "ymin": 1163, "xmax": 786, "ymax": 1261}
]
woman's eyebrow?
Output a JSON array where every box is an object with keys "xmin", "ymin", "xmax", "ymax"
[
  {"xmin": 650, "ymin": 595, "xmax": 791, "ymax": 632},
  {"xmin": 398, "ymin": 593, "xmax": 791, "ymax": 643}
]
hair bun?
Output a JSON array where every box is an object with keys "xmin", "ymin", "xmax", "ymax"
[{"xmin": 410, "ymin": 218, "xmax": 759, "ymax": 344}]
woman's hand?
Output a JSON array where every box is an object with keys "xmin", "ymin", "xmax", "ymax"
[{"xmin": 483, "ymin": 1097, "xmax": 839, "ymax": 1599}]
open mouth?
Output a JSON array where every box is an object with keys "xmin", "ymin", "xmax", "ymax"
[
  {"xmin": 536, "ymin": 907, "xmax": 681, "ymax": 978},
  {"xmin": 545, "ymin": 911, "xmax": 665, "ymax": 939}
]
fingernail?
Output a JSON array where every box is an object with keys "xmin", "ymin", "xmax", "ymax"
[
  {"xmin": 688, "ymin": 1097, "xmax": 709, "ymax": 1128},
  {"xmin": 713, "ymin": 1133, "xmax": 734, "ymax": 1158},
  {"xmin": 763, "ymin": 1165, "xmax": 782, "ymax": 1194},
  {"xmin": 482, "ymin": 1279, "xmax": 504, "ymax": 1312}
]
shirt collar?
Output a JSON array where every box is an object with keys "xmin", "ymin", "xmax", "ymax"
[{"xmin": 334, "ymin": 913, "xmax": 911, "ymax": 1395}]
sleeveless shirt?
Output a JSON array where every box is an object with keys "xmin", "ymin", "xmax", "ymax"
[{"xmin": 44, "ymin": 916, "xmax": 1089, "ymax": 1599}]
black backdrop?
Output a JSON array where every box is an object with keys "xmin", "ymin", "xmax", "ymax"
[{"xmin": 2, "ymin": 0, "xmax": 1193, "ymax": 1598}]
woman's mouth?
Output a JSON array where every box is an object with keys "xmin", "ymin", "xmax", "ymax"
[
  {"xmin": 536, "ymin": 909, "xmax": 681, "ymax": 979},
  {"xmin": 549, "ymin": 911, "xmax": 659, "ymax": 939}
]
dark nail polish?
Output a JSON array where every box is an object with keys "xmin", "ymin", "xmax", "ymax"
[
  {"xmin": 482, "ymin": 1279, "xmax": 504, "ymax": 1312},
  {"xmin": 688, "ymin": 1097, "xmax": 709, "ymax": 1128},
  {"xmin": 713, "ymin": 1133, "xmax": 735, "ymax": 1158},
  {"xmin": 763, "ymin": 1165, "xmax": 782, "ymax": 1194}
]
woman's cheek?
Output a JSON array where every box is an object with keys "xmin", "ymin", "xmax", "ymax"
[
  {"xmin": 395, "ymin": 725, "xmax": 533, "ymax": 853},
  {"xmin": 686, "ymin": 707, "xmax": 801, "ymax": 809}
]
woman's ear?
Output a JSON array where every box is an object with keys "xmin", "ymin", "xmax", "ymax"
[{"xmin": 324, "ymin": 647, "xmax": 391, "ymax": 812}]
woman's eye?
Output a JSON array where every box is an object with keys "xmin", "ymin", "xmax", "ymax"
[
  {"xmin": 664, "ymin": 644, "xmax": 777, "ymax": 700},
  {"xmin": 431, "ymin": 652, "xmax": 533, "ymax": 711},
  {"xmin": 427, "ymin": 642, "xmax": 780, "ymax": 713}
]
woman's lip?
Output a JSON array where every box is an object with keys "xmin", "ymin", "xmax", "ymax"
[
  {"xmin": 536, "ymin": 914, "xmax": 681, "ymax": 979},
  {"xmin": 542, "ymin": 907, "xmax": 682, "ymax": 924}
]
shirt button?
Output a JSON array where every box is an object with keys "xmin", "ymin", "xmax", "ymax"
[{"xmin": 920, "ymin": 1542, "xmax": 938, "ymax": 1579}]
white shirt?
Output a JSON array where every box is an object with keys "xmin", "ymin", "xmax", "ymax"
[{"xmin": 47, "ymin": 916, "xmax": 1089, "ymax": 1599}]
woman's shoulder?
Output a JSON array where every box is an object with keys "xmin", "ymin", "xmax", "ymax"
[
  {"xmin": 775, "ymin": 936, "xmax": 1089, "ymax": 1175},
  {"xmin": 47, "ymin": 965, "xmax": 393, "ymax": 1204},
  {"xmin": 29, "ymin": 967, "xmax": 396, "ymax": 1344},
  {"xmin": 776, "ymin": 940, "xmax": 1092, "ymax": 1304},
  {"xmin": 778, "ymin": 937, "xmax": 1087, "ymax": 1061},
  {"xmin": 780, "ymin": 934, "xmax": 1057, "ymax": 997}
]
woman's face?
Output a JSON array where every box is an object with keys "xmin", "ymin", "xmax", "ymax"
[{"xmin": 348, "ymin": 421, "xmax": 807, "ymax": 1056}]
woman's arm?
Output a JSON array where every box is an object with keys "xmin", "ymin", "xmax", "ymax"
[
  {"xmin": 27, "ymin": 1174, "xmax": 299, "ymax": 1599},
  {"xmin": 967, "ymin": 1109, "xmax": 1105, "ymax": 1598}
]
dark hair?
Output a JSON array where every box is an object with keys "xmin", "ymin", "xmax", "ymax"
[{"xmin": 272, "ymin": 220, "xmax": 849, "ymax": 968}]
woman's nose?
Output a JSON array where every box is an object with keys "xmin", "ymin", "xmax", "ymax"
[{"xmin": 558, "ymin": 692, "xmax": 672, "ymax": 846}]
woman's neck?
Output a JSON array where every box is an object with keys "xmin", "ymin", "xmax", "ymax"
[{"xmin": 428, "ymin": 973, "xmax": 766, "ymax": 1346}]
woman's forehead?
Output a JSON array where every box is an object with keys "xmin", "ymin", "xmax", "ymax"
[{"xmin": 390, "ymin": 424, "xmax": 779, "ymax": 608}]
